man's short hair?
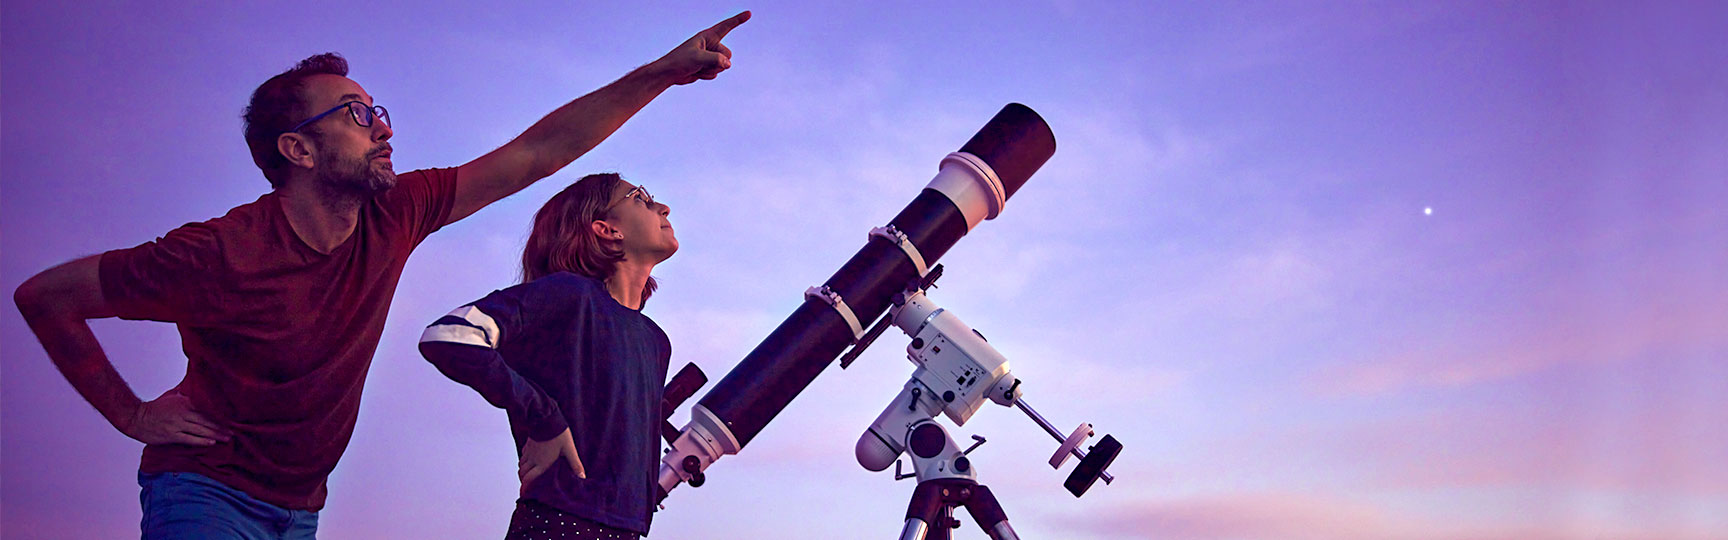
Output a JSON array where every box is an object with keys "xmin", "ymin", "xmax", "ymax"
[{"xmin": 243, "ymin": 53, "xmax": 348, "ymax": 188}]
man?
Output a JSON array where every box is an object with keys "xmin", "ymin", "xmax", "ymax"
[{"xmin": 12, "ymin": 11, "xmax": 750, "ymax": 539}]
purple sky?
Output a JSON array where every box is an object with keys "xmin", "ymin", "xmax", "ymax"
[{"xmin": 4, "ymin": 2, "xmax": 1726, "ymax": 539}]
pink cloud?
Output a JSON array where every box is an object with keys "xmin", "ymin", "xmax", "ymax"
[
  {"xmin": 1060, "ymin": 492, "xmax": 1430, "ymax": 540},
  {"xmin": 1309, "ymin": 250, "xmax": 1728, "ymax": 398},
  {"xmin": 1248, "ymin": 351, "xmax": 1727, "ymax": 498},
  {"xmin": 1062, "ymin": 490, "xmax": 1727, "ymax": 540},
  {"xmin": 1374, "ymin": 404, "xmax": 1728, "ymax": 497},
  {"xmin": 1174, "ymin": 359, "xmax": 1728, "ymax": 536}
]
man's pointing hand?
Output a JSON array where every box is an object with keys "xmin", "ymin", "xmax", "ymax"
[{"xmin": 656, "ymin": 11, "xmax": 751, "ymax": 85}]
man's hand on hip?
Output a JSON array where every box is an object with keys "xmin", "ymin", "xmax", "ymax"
[{"xmin": 121, "ymin": 390, "xmax": 233, "ymax": 446}]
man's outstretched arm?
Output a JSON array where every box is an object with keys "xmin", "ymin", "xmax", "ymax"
[
  {"xmin": 13, "ymin": 255, "xmax": 233, "ymax": 446},
  {"xmin": 448, "ymin": 10, "xmax": 751, "ymax": 224}
]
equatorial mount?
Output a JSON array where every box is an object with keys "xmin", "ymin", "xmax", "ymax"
[{"xmin": 845, "ymin": 265, "xmax": 1122, "ymax": 539}]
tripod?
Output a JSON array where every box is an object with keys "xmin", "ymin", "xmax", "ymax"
[
  {"xmin": 891, "ymin": 421, "xmax": 1020, "ymax": 540},
  {"xmin": 901, "ymin": 477, "xmax": 1015, "ymax": 540}
]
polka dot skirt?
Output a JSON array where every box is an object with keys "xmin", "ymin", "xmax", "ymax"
[{"xmin": 505, "ymin": 499, "xmax": 640, "ymax": 540}]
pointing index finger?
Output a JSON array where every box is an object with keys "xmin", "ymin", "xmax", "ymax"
[{"xmin": 707, "ymin": 10, "xmax": 751, "ymax": 40}]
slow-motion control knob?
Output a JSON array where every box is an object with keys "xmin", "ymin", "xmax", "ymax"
[{"xmin": 682, "ymin": 456, "xmax": 706, "ymax": 488}]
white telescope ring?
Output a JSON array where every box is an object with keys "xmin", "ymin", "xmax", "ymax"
[
  {"xmin": 870, "ymin": 225, "xmax": 929, "ymax": 277},
  {"xmin": 805, "ymin": 285, "xmax": 866, "ymax": 341}
]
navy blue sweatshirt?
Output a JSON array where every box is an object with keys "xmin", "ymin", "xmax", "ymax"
[{"xmin": 418, "ymin": 272, "xmax": 670, "ymax": 534}]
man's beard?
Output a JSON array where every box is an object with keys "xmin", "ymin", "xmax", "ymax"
[{"xmin": 315, "ymin": 144, "xmax": 396, "ymax": 197}]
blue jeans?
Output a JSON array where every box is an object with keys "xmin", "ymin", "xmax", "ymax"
[{"xmin": 139, "ymin": 472, "xmax": 318, "ymax": 540}]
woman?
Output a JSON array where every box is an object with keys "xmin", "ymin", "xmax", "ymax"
[{"xmin": 419, "ymin": 172, "xmax": 677, "ymax": 539}]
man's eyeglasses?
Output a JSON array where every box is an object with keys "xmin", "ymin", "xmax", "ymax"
[
  {"xmin": 605, "ymin": 185, "xmax": 654, "ymax": 213},
  {"xmin": 290, "ymin": 101, "xmax": 390, "ymax": 133}
]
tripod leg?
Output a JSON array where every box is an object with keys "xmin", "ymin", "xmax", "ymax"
[
  {"xmin": 901, "ymin": 481, "xmax": 944, "ymax": 540},
  {"xmin": 899, "ymin": 518, "xmax": 930, "ymax": 540},
  {"xmin": 928, "ymin": 506, "xmax": 952, "ymax": 540},
  {"xmin": 959, "ymin": 484, "xmax": 1018, "ymax": 540}
]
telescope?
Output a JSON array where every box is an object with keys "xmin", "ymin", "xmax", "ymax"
[{"xmin": 655, "ymin": 105, "xmax": 1121, "ymax": 537}]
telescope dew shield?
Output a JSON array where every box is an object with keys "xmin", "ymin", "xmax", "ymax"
[
  {"xmin": 702, "ymin": 103, "xmax": 1054, "ymax": 449},
  {"xmin": 657, "ymin": 104, "xmax": 1054, "ymax": 499}
]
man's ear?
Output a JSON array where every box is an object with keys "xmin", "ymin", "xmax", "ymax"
[{"xmin": 276, "ymin": 132, "xmax": 317, "ymax": 170}]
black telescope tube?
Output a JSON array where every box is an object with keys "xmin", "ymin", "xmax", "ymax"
[{"xmin": 699, "ymin": 103, "xmax": 1056, "ymax": 449}]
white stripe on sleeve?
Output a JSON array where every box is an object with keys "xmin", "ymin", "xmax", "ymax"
[{"xmin": 419, "ymin": 305, "xmax": 502, "ymax": 348}]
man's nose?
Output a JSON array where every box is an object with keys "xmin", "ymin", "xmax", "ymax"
[{"xmin": 373, "ymin": 118, "xmax": 393, "ymax": 142}]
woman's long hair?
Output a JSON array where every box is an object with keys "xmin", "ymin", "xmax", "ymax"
[{"xmin": 521, "ymin": 173, "xmax": 657, "ymax": 303}]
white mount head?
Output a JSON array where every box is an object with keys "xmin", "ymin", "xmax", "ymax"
[
  {"xmin": 856, "ymin": 290, "xmax": 1022, "ymax": 472},
  {"xmin": 852, "ymin": 286, "xmax": 1120, "ymax": 498}
]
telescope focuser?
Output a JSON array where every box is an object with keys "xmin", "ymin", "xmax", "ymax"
[{"xmin": 660, "ymin": 363, "xmax": 708, "ymax": 446}]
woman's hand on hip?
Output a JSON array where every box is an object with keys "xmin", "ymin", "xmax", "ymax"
[{"xmin": 520, "ymin": 428, "xmax": 586, "ymax": 495}]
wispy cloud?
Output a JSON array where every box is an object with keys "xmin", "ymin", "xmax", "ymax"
[
  {"xmin": 1057, "ymin": 487, "xmax": 1728, "ymax": 540},
  {"xmin": 1309, "ymin": 238, "xmax": 1728, "ymax": 398},
  {"xmin": 1057, "ymin": 492, "xmax": 1429, "ymax": 540}
]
